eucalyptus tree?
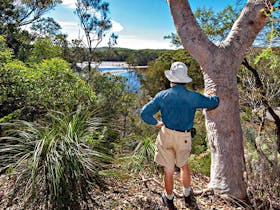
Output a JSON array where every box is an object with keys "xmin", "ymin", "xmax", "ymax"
[
  {"xmin": 0, "ymin": 0, "xmax": 61, "ymax": 29},
  {"xmin": 31, "ymin": 17, "xmax": 62, "ymax": 38},
  {"xmin": 167, "ymin": 0, "xmax": 279, "ymax": 199},
  {"xmin": 0, "ymin": 0, "xmax": 61, "ymax": 58},
  {"xmin": 75, "ymin": 0, "xmax": 112, "ymax": 74}
]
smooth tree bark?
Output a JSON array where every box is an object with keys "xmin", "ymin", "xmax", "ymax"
[{"xmin": 167, "ymin": 0, "xmax": 276, "ymax": 199}]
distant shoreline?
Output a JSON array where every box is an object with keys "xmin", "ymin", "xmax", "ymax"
[{"xmin": 76, "ymin": 61, "xmax": 148, "ymax": 70}]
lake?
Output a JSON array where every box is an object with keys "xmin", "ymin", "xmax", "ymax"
[
  {"xmin": 98, "ymin": 65, "xmax": 142, "ymax": 93},
  {"xmin": 76, "ymin": 61, "xmax": 144, "ymax": 92}
]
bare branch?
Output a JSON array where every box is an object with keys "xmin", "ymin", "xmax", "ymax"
[{"xmin": 241, "ymin": 58, "xmax": 280, "ymax": 153}]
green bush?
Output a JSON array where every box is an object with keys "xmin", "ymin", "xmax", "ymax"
[
  {"xmin": 27, "ymin": 37, "xmax": 62, "ymax": 63},
  {"xmin": 0, "ymin": 57, "xmax": 96, "ymax": 121},
  {"xmin": 0, "ymin": 36, "xmax": 12, "ymax": 65}
]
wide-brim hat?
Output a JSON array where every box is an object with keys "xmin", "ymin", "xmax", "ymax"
[{"xmin": 164, "ymin": 62, "xmax": 192, "ymax": 83}]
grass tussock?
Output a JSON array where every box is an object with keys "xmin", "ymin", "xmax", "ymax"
[{"xmin": 0, "ymin": 108, "xmax": 112, "ymax": 210}]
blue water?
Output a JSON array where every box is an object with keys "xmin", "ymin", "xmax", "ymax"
[
  {"xmin": 99, "ymin": 67, "xmax": 125, "ymax": 72},
  {"xmin": 98, "ymin": 67, "xmax": 141, "ymax": 92}
]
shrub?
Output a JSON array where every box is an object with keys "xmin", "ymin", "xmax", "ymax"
[{"xmin": 0, "ymin": 58, "xmax": 96, "ymax": 121}]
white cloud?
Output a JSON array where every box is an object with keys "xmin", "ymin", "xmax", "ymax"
[
  {"xmin": 58, "ymin": 20, "xmax": 81, "ymax": 40},
  {"xmin": 57, "ymin": 20, "xmax": 172, "ymax": 49},
  {"xmin": 111, "ymin": 20, "xmax": 124, "ymax": 32},
  {"xmin": 57, "ymin": 19, "xmax": 124, "ymax": 42},
  {"xmin": 62, "ymin": 0, "xmax": 76, "ymax": 9}
]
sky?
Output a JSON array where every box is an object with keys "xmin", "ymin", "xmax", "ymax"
[{"xmin": 45, "ymin": 0, "xmax": 238, "ymax": 49}]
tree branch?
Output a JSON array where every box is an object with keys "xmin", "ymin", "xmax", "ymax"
[
  {"xmin": 242, "ymin": 58, "xmax": 280, "ymax": 153},
  {"xmin": 167, "ymin": 0, "xmax": 217, "ymax": 68},
  {"xmin": 224, "ymin": 0, "xmax": 275, "ymax": 56}
]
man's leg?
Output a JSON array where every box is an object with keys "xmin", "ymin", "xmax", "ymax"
[
  {"xmin": 162, "ymin": 166, "xmax": 176, "ymax": 209},
  {"xmin": 181, "ymin": 164, "xmax": 198, "ymax": 209},
  {"xmin": 164, "ymin": 167, "xmax": 175, "ymax": 195},
  {"xmin": 180, "ymin": 163, "xmax": 191, "ymax": 188}
]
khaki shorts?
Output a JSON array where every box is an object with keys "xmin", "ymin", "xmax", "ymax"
[{"xmin": 154, "ymin": 126, "xmax": 192, "ymax": 169}]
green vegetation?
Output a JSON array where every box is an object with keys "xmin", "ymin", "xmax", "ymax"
[
  {"xmin": 0, "ymin": 108, "xmax": 111, "ymax": 209},
  {"xmin": 0, "ymin": 53, "xmax": 95, "ymax": 121}
]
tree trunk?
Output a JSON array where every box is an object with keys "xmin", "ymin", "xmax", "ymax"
[{"xmin": 203, "ymin": 63, "xmax": 246, "ymax": 198}]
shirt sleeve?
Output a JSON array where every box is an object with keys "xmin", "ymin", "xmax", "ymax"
[
  {"xmin": 194, "ymin": 93, "xmax": 220, "ymax": 109},
  {"xmin": 140, "ymin": 93, "xmax": 161, "ymax": 125}
]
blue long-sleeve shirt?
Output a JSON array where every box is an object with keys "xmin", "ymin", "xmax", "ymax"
[{"xmin": 140, "ymin": 85, "xmax": 219, "ymax": 131}]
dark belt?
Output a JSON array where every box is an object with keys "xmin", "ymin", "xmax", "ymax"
[{"xmin": 166, "ymin": 126, "xmax": 191, "ymax": 133}]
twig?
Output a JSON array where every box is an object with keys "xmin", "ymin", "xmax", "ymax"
[{"xmin": 194, "ymin": 188, "xmax": 214, "ymax": 196}]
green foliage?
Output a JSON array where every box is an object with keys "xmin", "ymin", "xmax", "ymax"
[
  {"xmin": 191, "ymin": 110, "xmax": 207, "ymax": 155},
  {"xmin": 126, "ymin": 49, "xmax": 164, "ymax": 66},
  {"xmin": 28, "ymin": 37, "xmax": 62, "ymax": 63},
  {"xmin": 239, "ymin": 45, "xmax": 280, "ymax": 209},
  {"xmin": 0, "ymin": 109, "xmax": 22, "ymax": 123},
  {"xmin": 141, "ymin": 59, "xmax": 170, "ymax": 96},
  {"xmin": 90, "ymin": 73, "xmax": 138, "ymax": 141},
  {"xmin": 165, "ymin": 5, "xmax": 239, "ymax": 46},
  {"xmin": 195, "ymin": 6, "xmax": 239, "ymax": 42},
  {"xmin": 0, "ymin": 108, "xmax": 111, "ymax": 209},
  {"xmin": 31, "ymin": 17, "xmax": 62, "ymax": 37},
  {"xmin": 89, "ymin": 48, "xmax": 166, "ymax": 65},
  {"xmin": 91, "ymin": 74, "xmax": 127, "ymax": 116},
  {"xmin": 188, "ymin": 152, "xmax": 211, "ymax": 176},
  {"xmin": 0, "ymin": 57, "xmax": 96, "ymax": 120},
  {"xmin": 0, "ymin": 0, "xmax": 61, "ymax": 60},
  {"xmin": 239, "ymin": 47, "xmax": 280, "ymax": 109},
  {"xmin": 2, "ymin": 0, "xmax": 62, "ymax": 27},
  {"xmin": 164, "ymin": 32, "xmax": 182, "ymax": 48},
  {"xmin": 254, "ymin": 48, "xmax": 279, "ymax": 69},
  {"xmin": 242, "ymin": 126, "xmax": 280, "ymax": 209},
  {"xmin": 121, "ymin": 135, "xmax": 158, "ymax": 172},
  {"xmin": 133, "ymin": 136, "xmax": 156, "ymax": 163},
  {"xmin": 0, "ymin": 36, "xmax": 12, "ymax": 65}
]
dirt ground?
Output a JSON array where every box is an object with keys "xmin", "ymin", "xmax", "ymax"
[{"xmin": 0, "ymin": 170, "xmax": 248, "ymax": 210}]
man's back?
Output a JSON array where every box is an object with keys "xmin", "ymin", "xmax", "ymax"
[{"xmin": 141, "ymin": 84, "xmax": 219, "ymax": 131}]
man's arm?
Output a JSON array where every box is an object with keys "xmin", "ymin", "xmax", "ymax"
[
  {"xmin": 140, "ymin": 94, "xmax": 161, "ymax": 125},
  {"xmin": 194, "ymin": 93, "xmax": 219, "ymax": 109}
]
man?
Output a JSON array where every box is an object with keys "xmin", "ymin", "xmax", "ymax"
[{"xmin": 140, "ymin": 62, "xmax": 219, "ymax": 210}]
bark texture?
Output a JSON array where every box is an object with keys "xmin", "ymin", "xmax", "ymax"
[{"xmin": 167, "ymin": 0, "xmax": 274, "ymax": 199}]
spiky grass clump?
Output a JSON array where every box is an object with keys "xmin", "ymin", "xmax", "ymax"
[
  {"xmin": 0, "ymin": 108, "xmax": 111, "ymax": 209},
  {"xmin": 120, "ymin": 135, "xmax": 158, "ymax": 173}
]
